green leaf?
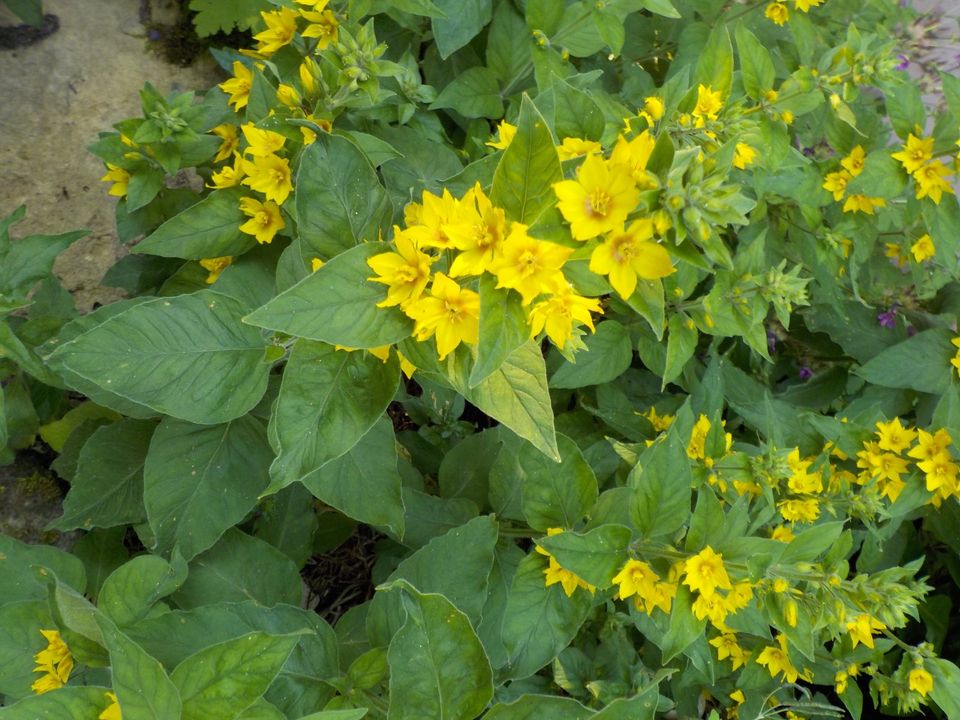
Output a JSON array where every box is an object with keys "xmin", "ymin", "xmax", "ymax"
[
  {"xmin": 846, "ymin": 150, "xmax": 909, "ymax": 199},
  {"xmin": 268, "ymin": 341, "xmax": 399, "ymax": 492},
  {"xmin": 536, "ymin": 80, "xmax": 605, "ymax": 142},
  {"xmin": 438, "ymin": 427, "xmax": 500, "ymax": 508},
  {"xmin": 484, "ymin": 695, "xmax": 593, "ymax": 720},
  {"xmin": 172, "ymin": 632, "xmax": 300, "ymax": 720},
  {"xmin": 538, "ymin": 524, "xmax": 632, "ymax": 588},
  {"xmin": 384, "ymin": 583, "xmax": 494, "ymax": 720},
  {"xmin": 99, "ymin": 555, "xmax": 186, "ymax": 627},
  {"xmin": 296, "ymin": 135, "xmax": 393, "ymax": 258},
  {"xmin": 779, "ymin": 521, "xmax": 847, "ymax": 565},
  {"xmin": 3, "ymin": 0, "xmax": 43, "ymax": 25},
  {"xmin": 501, "ymin": 553, "xmax": 593, "ymax": 679},
  {"xmin": 431, "ymin": 67, "xmax": 505, "ymax": 119},
  {"xmin": 630, "ymin": 422, "xmax": 693, "ymax": 539},
  {"xmin": 126, "ymin": 167, "xmax": 166, "ymax": 213},
  {"xmin": 302, "ymin": 416, "xmax": 405, "ymax": 537},
  {"xmin": 132, "ymin": 189, "xmax": 252, "ymax": 260},
  {"xmin": 55, "ymin": 418, "xmax": 155, "ymax": 531},
  {"xmin": 70, "ymin": 528, "xmax": 129, "ymax": 602},
  {"xmin": 470, "ymin": 274, "xmax": 529, "ymax": 387},
  {"xmin": 592, "ymin": 684, "xmax": 660, "ymax": 719},
  {"xmin": 930, "ymin": 658, "xmax": 960, "ymax": 718},
  {"xmin": 486, "ymin": 3, "xmax": 531, "ymax": 86},
  {"xmin": 174, "ymin": 529, "xmax": 303, "ymax": 609},
  {"xmin": 431, "ymin": 0, "xmax": 492, "ymax": 59},
  {"xmin": 520, "ymin": 433, "xmax": 598, "ymax": 531},
  {"xmin": 854, "ymin": 328, "xmax": 954, "ymax": 394},
  {"xmin": 660, "ymin": 585, "xmax": 706, "ymax": 663},
  {"xmin": 550, "ymin": 320, "xmax": 633, "ymax": 389},
  {"xmin": 144, "ymin": 415, "xmax": 272, "ymax": 561},
  {"xmin": 254, "ymin": 484, "xmax": 320, "ymax": 567},
  {"xmin": 0, "ymin": 600, "xmax": 55, "ymax": 699},
  {"xmin": 490, "ymin": 95, "xmax": 563, "ymax": 225},
  {"xmin": 189, "ymin": 0, "xmax": 264, "ymax": 35},
  {"xmin": 0, "ymin": 321, "xmax": 63, "ymax": 386},
  {"xmin": 638, "ymin": 0, "xmax": 679, "ymax": 18},
  {"xmin": 296, "ymin": 712, "xmax": 368, "ymax": 720},
  {"xmin": 735, "ymin": 24, "xmax": 774, "ymax": 100},
  {"xmin": 0, "ymin": 533, "xmax": 86, "ymax": 607},
  {"xmin": 663, "ymin": 314, "xmax": 698, "ymax": 387},
  {"xmin": 694, "ymin": 24, "xmax": 733, "ymax": 99},
  {"xmin": 96, "ymin": 615, "xmax": 183, "ymax": 720},
  {"xmin": 0, "ymin": 687, "xmax": 113, "ymax": 719},
  {"xmin": 244, "ymin": 243, "xmax": 413, "ymax": 348},
  {"xmin": 48, "ymin": 291, "xmax": 270, "ymax": 424},
  {"xmin": 0, "ymin": 229, "xmax": 87, "ymax": 298},
  {"xmin": 366, "ymin": 516, "xmax": 499, "ymax": 647}
]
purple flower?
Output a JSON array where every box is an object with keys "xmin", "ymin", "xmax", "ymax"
[
  {"xmin": 877, "ymin": 308, "xmax": 898, "ymax": 329},
  {"xmin": 895, "ymin": 54, "xmax": 910, "ymax": 71},
  {"xmin": 767, "ymin": 328, "xmax": 778, "ymax": 355},
  {"xmin": 799, "ymin": 366, "xmax": 813, "ymax": 381}
]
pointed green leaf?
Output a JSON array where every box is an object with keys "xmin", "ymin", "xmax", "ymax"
[
  {"xmin": 431, "ymin": 0, "xmax": 492, "ymax": 59},
  {"xmin": 0, "ymin": 600, "xmax": 55, "ymax": 699},
  {"xmin": 99, "ymin": 555, "xmax": 187, "ymax": 627},
  {"xmin": 630, "ymin": 422, "xmax": 693, "ymax": 539},
  {"xmin": 520, "ymin": 433, "xmax": 598, "ymax": 531},
  {"xmin": 267, "ymin": 341, "xmax": 400, "ymax": 492},
  {"xmin": 244, "ymin": 243, "xmax": 413, "ymax": 348},
  {"xmin": 550, "ymin": 320, "xmax": 633, "ymax": 389},
  {"xmin": 431, "ymin": 67, "xmax": 504, "ymax": 119},
  {"xmin": 144, "ymin": 415, "xmax": 272, "ymax": 561},
  {"xmin": 96, "ymin": 616, "xmax": 183, "ymax": 720},
  {"xmin": 694, "ymin": 24, "xmax": 733, "ymax": 98},
  {"xmin": 296, "ymin": 135, "xmax": 393, "ymax": 258},
  {"xmin": 48, "ymin": 291, "xmax": 269, "ymax": 424},
  {"xmin": 491, "ymin": 95, "xmax": 562, "ymax": 225},
  {"xmin": 470, "ymin": 275, "xmax": 529, "ymax": 387},
  {"xmin": 484, "ymin": 695, "xmax": 593, "ymax": 720},
  {"xmin": 735, "ymin": 24, "xmax": 774, "ymax": 100},
  {"xmin": 855, "ymin": 328, "xmax": 954, "ymax": 394},
  {"xmin": 0, "ymin": 229, "xmax": 87, "ymax": 297},
  {"xmin": 663, "ymin": 314, "xmax": 698, "ymax": 387},
  {"xmin": 0, "ymin": 534, "xmax": 85, "ymax": 607},
  {"xmin": 660, "ymin": 585, "xmax": 706, "ymax": 663},
  {"xmin": 385, "ymin": 583, "xmax": 493, "ymax": 720},
  {"xmin": 537, "ymin": 524, "xmax": 632, "ymax": 588},
  {"xmin": 172, "ymin": 632, "xmax": 300, "ymax": 720}
]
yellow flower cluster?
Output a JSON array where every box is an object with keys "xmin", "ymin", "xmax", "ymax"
[
  {"xmin": 248, "ymin": 0, "xmax": 339, "ymax": 58},
  {"xmin": 892, "ymin": 133, "xmax": 953, "ymax": 205},
  {"xmin": 366, "ymin": 182, "xmax": 605, "ymax": 359},
  {"xmin": 31, "ymin": 629, "xmax": 73, "ymax": 695},
  {"xmin": 765, "ymin": 0, "xmax": 825, "ymax": 25},
  {"xmin": 822, "ymin": 145, "xmax": 886, "ymax": 215},
  {"xmin": 611, "ymin": 558, "xmax": 678, "ymax": 615}
]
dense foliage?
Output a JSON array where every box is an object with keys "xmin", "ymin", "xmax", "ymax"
[{"xmin": 4, "ymin": 0, "xmax": 960, "ymax": 718}]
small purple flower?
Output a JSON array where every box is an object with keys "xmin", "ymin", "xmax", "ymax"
[
  {"xmin": 799, "ymin": 366, "xmax": 813, "ymax": 381},
  {"xmin": 148, "ymin": 28, "xmax": 162, "ymax": 41},
  {"xmin": 767, "ymin": 328, "xmax": 778, "ymax": 355},
  {"xmin": 895, "ymin": 54, "xmax": 910, "ymax": 71},
  {"xmin": 877, "ymin": 308, "xmax": 898, "ymax": 329}
]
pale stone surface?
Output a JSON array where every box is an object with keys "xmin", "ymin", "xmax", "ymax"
[{"xmin": 0, "ymin": 0, "xmax": 220, "ymax": 311}]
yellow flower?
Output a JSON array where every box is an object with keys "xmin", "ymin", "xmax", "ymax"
[
  {"xmin": 543, "ymin": 555, "xmax": 596, "ymax": 597},
  {"xmin": 692, "ymin": 592, "xmax": 730, "ymax": 629},
  {"xmin": 911, "ymin": 234, "xmax": 935, "ymax": 262},
  {"xmin": 31, "ymin": 629, "xmax": 73, "ymax": 695},
  {"xmin": 643, "ymin": 95, "xmax": 665, "ymax": 121},
  {"xmin": 486, "ymin": 120, "xmax": 517, "ymax": 150},
  {"xmin": 207, "ymin": 152, "xmax": 246, "ymax": 189},
  {"xmin": 253, "ymin": 8, "xmax": 299, "ymax": 56},
  {"xmin": 875, "ymin": 417, "xmax": 917, "ymax": 454},
  {"xmin": 211, "ymin": 124, "xmax": 239, "ymax": 163},
  {"xmin": 822, "ymin": 170, "xmax": 851, "ymax": 201},
  {"xmin": 842, "ymin": 194, "xmax": 886, "ymax": 215},
  {"xmin": 609, "ymin": 131, "xmax": 659, "ymax": 188},
  {"xmin": 765, "ymin": 2, "xmax": 789, "ymax": 25},
  {"xmin": 884, "ymin": 242, "xmax": 908, "ymax": 269},
  {"xmin": 914, "ymin": 160, "xmax": 952, "ymax": 204},
  {"xmin": 847, "ymin": 614, "xmax": 886, "ymax": 649},
  {"xmin": 239, "ymin": 197, "xmax": 285, "ymax": 244},
  {"xmin": 527, "ymin": 284, "xmax": 601, "ymax": 350},
  {"xmin": 687, "ymin": 414, "xmax": 711, "ymax": 460},
  {"xmin": 953, "ymin": 337, "xmax": 960, "ymax": 378},
  {"xmin": 100, "ymin": 691, "xmax": 122, "ymax": 720},
  {"xmin": 553, "ymin": 154, "xmax": 640, "ymax": 240},
  {"xmin": 692, "ymin": 84, "xmax": 723, "ymax": 121},
  {"xmin": 756, "ymin": 634, "xmax": 803, "ymax": 683},
  {"xmin": 612, "ymin": 559, "xmax": 659, "ymax": 601},
  {"xmin": 219, "ymin": 61, "xmax": 253, "ymax": 111},
  {"xmin": 557, "ymin": 137, "xmax": 603, "ymax": 161},
  {"xmin": 917, "ymin": 451, "xmax": 959, "ymax": 494},
  {"xmin": 240, "ymin": 124, "xmax": 286, "ymax": 157},
  {"xmin": 299, "ymin": 57, "xmax": 319, "ymax": 96},
  {"xmin": 787, "ymin": 468, "xmax": 823, "ymax": 495},
  {"xmin": 276, "ymin": 83, "xmax": 301, "ymax": 108},
  {"xmin": 311, "ymin": 257, "xmax": 324, "ymax": 272},
  {"xmin": 301, "ymin": 7, "xmax": 339, "ymax": 49},
  {"xmin": 404, "ymin": 273, "xmax": 480, "ymax": 360},
  {"xmin": 891, "ymin": 134, "xmax": 934, "ymax": 173},
  {"xmin": 733, "ymin": 143, "xmax": 757, "ymax": 170},
  {"xmin": 405, "ymin": 189, "xmax": 461, "ymax": 250},
  {"xmin": 366, "ymin": 230, "xmax": 434, "ymax": 308},
  {"xmin": 588, "ymin": 219, "xmax": 675, "ymax": 300},
  {"xmin": 100, "ymin": 164, "xmax": 130, "ymax": 198},
  {"xmin": 641, "ymin": 406, "xmax": 675, "ymax": 432},
  {"xmin": 771, "ymin": 525, "xmax": 795, "ymax": 542},
  {"xmin": 794, "ymin": 0, "xmax": 823, "ymax": 10},
  {"xmin": 780, "ymin": 110, "xmax": 795, "ymax": 125},
  {"xmin": 909, "ymin": 667, "xmax": 934, "ymax": 697},
  {"xmin": 908, "ymin": 427, "xmax": 953, "ymax": 462},
  {"xmin": 445, "ymin": 183, "xmax": 507, "ymax": 277},
  {"xmin": 489, "ymin": 223, "xmax": 572, "ymax": 304},
  {"xmin": 777, "ymin": 497, "xmax": 820, "ymax": 523},
  {"xmin": 683, "ymin": 546, "xmax": 732, "ymax": 599},
  {"xmin": 241, "ymin": 153, "xmax": 293, "ymax": 205},
  {"xmin": 199, "ymin": 256, "xmax": 232, "ymax": 284},
  {"xmin": 710, "ymin": 633, "xmax": 749, "ymax": 670},
  {"xmin": 841, "ymin": 145, "xmax": 866, "ymax": 177}
]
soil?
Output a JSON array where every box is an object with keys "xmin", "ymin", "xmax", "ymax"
[{"xmin": 0, "ymin": 0, "xmax": 220, "ymax": 312}]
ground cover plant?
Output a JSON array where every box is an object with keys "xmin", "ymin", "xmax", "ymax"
[{"xmin": 4, "ymin": 0, "xmax": 960, "ymax": 717}]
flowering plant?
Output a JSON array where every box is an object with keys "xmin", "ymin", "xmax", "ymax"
[{"xmin": 4, "ymin": 0, "xmax": 960, "ymax": 718}]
